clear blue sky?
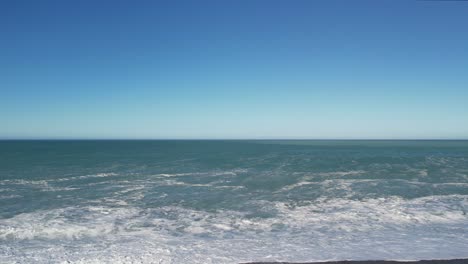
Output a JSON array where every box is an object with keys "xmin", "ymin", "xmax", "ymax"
[{"xmin": 1, "ymin": 0, "xmax": 467, "ymax": 139}]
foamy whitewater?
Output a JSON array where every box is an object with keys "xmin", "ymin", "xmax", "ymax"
[{"xmin": 1, "ymin": 140, "xmax": 467, "ymax": 263}]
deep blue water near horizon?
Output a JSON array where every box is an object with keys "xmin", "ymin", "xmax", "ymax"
[{"xmin": 1, "ymin": 140, "xmax": 467, "ymax": 263}]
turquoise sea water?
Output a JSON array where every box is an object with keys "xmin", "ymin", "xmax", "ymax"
[{"xmin": 1, "ymin": 140, "xmax": 467, "ymax": 263}]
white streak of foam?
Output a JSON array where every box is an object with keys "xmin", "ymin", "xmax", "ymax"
[
  {"xmin": 277, "ymin": 181, "xmax": 315, "ymax": 192},
  {"xmin": 0, "ymin": 173, "xmax": 119, "ymax": 186},
  {"xmin": 316, "ymin": 170, "xmax": 366, "ymax": 177},
  {"xmin": 154, "ymin": 169, "xmax": 247, "ymax": 178}
]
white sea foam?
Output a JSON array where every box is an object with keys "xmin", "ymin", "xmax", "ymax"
[
  {"xmin": 156, "ymin": 172, "xmax": 200, "ymax": 177},
  {"xmin": 1, "ymin": 195, "xmax": 467, "ymax": 263},
  {"xmin": 277, "ymin": 181, "xmax": 316, "ymax": 192},
  {"xmin": 0, "ymin": 194, "xmax": 22, "ymax": 199},
  {"xmin": 55, "ymin": 172, "xmax": 119, "ymax": 182},
  {"xmin": 154, "ymin": 169, "xmax": 247, "ymax": 178},
  {"xmin": 0, "ymin": 173, "xmax": 119, "ymax": 186},
  {"xmin": 315, "ymin": 170, "xmax": 366, "ymax": 177},
  {"xmin": 418, "ymin": 169, "xmax": 429, "ymax": 177}
]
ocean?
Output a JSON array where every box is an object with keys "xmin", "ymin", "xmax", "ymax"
[{"xmin": 1, "ymin": 140, "xmax": 467, "ymax": 263}]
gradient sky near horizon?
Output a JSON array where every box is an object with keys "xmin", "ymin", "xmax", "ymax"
[{"xmin": 1, "ymin": 0, "xmax": 468, "ymax": 139}]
